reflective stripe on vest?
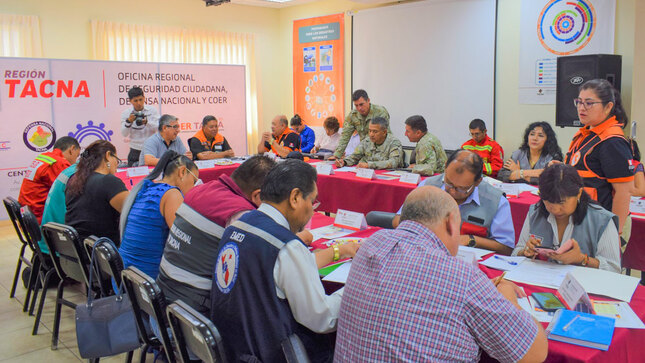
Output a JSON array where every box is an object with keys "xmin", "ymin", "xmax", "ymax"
[
  {"xmin": 463, "ymin": 144, "xmax": 493, "ymax": 152},
  {"xmin": 35, "ymin": 154, "xmax": 57, "ymax": 165},
  {"xmin": 159, "ymin": 256, "xmax": 211, "ymax": 290}
]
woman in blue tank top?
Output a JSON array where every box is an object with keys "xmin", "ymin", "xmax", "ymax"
[{"xmin": 119, "ymin": 150, "xmax": 200, "ymax": 279}]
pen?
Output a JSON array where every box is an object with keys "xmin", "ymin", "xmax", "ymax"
[
  {"xmin": 562, "ymin": 314, "xmax": 580, "ymax": 331},
  {"xmin": 494, "ymin": 255, "xmax": 518, "ymax": 265},
  {"xmin": 494, "ymin": 271, "xmax": 507, "ymax": 287}
]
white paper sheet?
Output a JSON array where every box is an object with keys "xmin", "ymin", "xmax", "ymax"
[
  {"xmin": 592, "ymin": 301, "xmax": 645, "ymax": 329},
  {"xmin": 334, "ymin": 166, "xmax": 357, "ymax": 173},
  {"xmin": 310, "ymin": 225, "xmax": 355, "ymax": 241},
  {"xmin": 569, "ymin": 267, "xmax": 640, "ymax": 302},
  {"xmin": 383, "ymin": 170, "xmax": 411, "ymax": 176},
  {"xmin": 458, "ymin": 246, "xmax": 492, "ymax": 260},
  {"xmin": 322, "ymin": 261, "xmax": 352, "ymax": 284},
  {"xmin": 504, "ymin": 260, "xmax": 575, "ymax": 288},
  {"xmin": 374, "ymin": 175, "xmax": 398, "ymax": 181},
  {"xmin": 480, "ymin": 255, "xmax": 526, "ymax": 271}
]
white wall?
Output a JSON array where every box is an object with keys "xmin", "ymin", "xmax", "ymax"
[{"xmin": 0, "ymin": 0, "xmax": 640, "ymax": 154}]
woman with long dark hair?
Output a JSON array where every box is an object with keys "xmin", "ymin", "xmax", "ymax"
[
  {"xmin": 512, "ymin": 164, "xmax": 620, "ymax": 273},
  {"xmin": 564, "ymin": 79, "xmax": 633, "ymax": 236},
  {"xmin": 498, "ymin": 121, "xmax": 563, "ymax": 184},
  {"xmin": 118, "ymin": 150, "xmax": 199, "ymax": 279},
  {"xmin": 65, "ymin": 140, "xmax": 129, "ymax": 244}
]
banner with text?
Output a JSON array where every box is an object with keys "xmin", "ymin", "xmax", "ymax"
[
  {"xmin": 0, "ymin": 58, "xmax": 246, "ymax": 218},
  {"xmin": 519, "ymin": 0, "xmax": 615, "ymax": 104},
  {"xmin": 293, "ymin": 13, "xmax": 344, "ymax": 127}
]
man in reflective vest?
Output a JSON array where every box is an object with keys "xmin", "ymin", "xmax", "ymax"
[
  {"xmin": 394, "ymin": 149, "xmax": 515, "ymax": 255},
  {"xmin": 257, "ymin": 115, "xmax": 301, "ymax": 158},
  {"xmin": 18, "ymin": 136, "xmax": 80, "ymax": 222},
  {"xmin": 461, "ymin": 118, "xmax": 504, "ymax": 178},
  {"xmin": 188, "ymin": 115, "xmax": 234, "ymax": 160}
]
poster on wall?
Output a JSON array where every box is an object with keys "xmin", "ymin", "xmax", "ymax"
[
  {"xmin": 0, "ymin": 58, "xmax": 246, "ymax": 218},
  {"xmin": 293, "ymin": 13, "xmax": 344, "ymax": 127},
  {"xmin": 519, "ymin": 0, "xmax": 615, "ymax": 104}
]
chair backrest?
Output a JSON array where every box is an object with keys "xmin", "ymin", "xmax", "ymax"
[
  {"xmin": 121, "ymin": 266, "xmax": 176, "ymax": 362},
  {"xmin": 166, "ymin": 300, "xmax": 228, "ymax": 363},
  {"xmin": 4, "ymin": 197, "xmax": 29, "ymax": 247},
  {"xmin": 19, "ymin": 206, "xmax": 52, "ymax": 268},
  {"xmin": 281, "ymin": 334, "xmax": 311, "ymax": 363},
  {"xmin": 365, "ymin": 211, "xmax": 396, "ymax": 229},
  {"xmin": 84, "ymin": 236, "xmax": 125, "ymax": 296},
  {"xmin": 41, "ymin": 222, "xmax": 92, "ymax": 287}
]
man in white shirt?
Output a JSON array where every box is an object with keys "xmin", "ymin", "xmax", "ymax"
[
  {"xmin": 120, "ymin": 86, "xmax": 160, "ymax": 166},
  {"xmin": 210, "ymin": 159, "xmax": 353, "ymax": 362}
]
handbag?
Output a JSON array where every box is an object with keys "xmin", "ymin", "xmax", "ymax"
[{"xmin": 75, "ymin": 237, "xmax": 141, "ymax": 359}]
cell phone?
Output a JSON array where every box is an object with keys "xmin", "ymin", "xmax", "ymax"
[
  {"xmin": 532, "ymin": 292, "xmax": 566, "ymax": 312},
  {"xmin": 535, "ymin": 245, "xmax": 557, "ymax": 258}
]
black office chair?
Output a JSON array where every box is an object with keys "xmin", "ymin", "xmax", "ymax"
[
  {"xmin": 365, "ymin": 211, "xmax": 396, "ymax": 229},
  {"xmin": 121, "ymin": 266, "xmax": 176, "ymax": 363},
  {"xmin": 166, "ymin": 300, "xmax": 228, "ymax": 363},
  {"xmin": 3, "ymin": 197, "xmax": 34, "ymax": 301},
  {"xmin": 18, "ymin": 206, "xmax": 59, "ymax": 335},
  {"xmin": 40, "ymin": 222, "xmax": 96, "ymax": 349},
  {"xmin": 84, "ymin": 236, "xmax": 125, "ymax": 297},
  {"xmin": 281, "ymin": 334, "xmax": 311, "ymax": 363}
]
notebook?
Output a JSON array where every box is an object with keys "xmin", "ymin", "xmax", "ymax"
[{"xmin": 546, "ymin": 309, "xmax": 616, "ymax": 351}]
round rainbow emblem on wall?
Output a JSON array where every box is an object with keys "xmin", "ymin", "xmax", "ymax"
[{"xmin": 537, "ymin": 0, "xmax": 597, "ymax": 56}]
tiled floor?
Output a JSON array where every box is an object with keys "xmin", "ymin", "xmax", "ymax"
[{"xmin": 0, "ymin": 220, "xmax": 144, "ymax": 362}]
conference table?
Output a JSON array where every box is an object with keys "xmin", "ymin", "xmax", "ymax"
[
  {"xmin": 308, "ymin": 212, "xmax": 645, "ymax": 363},
  {"xmin": 115, "ymin": 161, "xmax": 645, "ymax": 275}
]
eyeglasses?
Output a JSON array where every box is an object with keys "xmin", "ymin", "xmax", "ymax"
[
  {"xmin": 167, "ymin": 124, "xmax": 180, "ymax": 129},
  {"xmin": 186, "ymin": 168, "xmax": 202, "ymax": 186},
  {"xmin": 469, "ymin": 131, "xmax": 484, "ymax": 137},
  {"xmin": 573, "ymin": 98, "xmax": 604, "ymax": 110},
  {"xmin": 444, "ymin": 178, "xmax": 475, "ymax": 195},
  {"xmin": 110, "ymin": 153, "xmax": 123, "ymax": 165}
]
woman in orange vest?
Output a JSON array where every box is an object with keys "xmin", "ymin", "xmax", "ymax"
[{"xmin": 564, "ymin": 79, "xmax": 633, "ymax": 235}]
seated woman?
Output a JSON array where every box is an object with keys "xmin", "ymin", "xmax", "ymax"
[
  {"xmin": 314, "ymin": 116, "xmax": 341, "ymax": 154},
  {"xmin": 65, "ymin": 140, "xmax": 129, "ymax": 244},
  {"xmin": 498, "ymin": 121, "xmax": 563, "ymax": 184},
  {"xmin": 513, "ymin": 164, "xmax": 621, "ymax": 273},
  {"xmin": 119, "ymin": 150, "xmax": 199, "ymax": 279}
]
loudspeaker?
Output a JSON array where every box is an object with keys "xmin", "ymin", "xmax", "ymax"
[{"xmin": 556, "ymin": 54, "xmax": 622, "ymax": 127}]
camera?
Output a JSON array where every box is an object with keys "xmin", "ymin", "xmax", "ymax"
[{"xmin": 132, "ymin": 111, "xmax": 146, "ymax": 126}]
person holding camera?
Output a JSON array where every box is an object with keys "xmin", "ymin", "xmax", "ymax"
[{"xmin": 121, "ymin": 86, "xmax": 160, "ymax": 166}]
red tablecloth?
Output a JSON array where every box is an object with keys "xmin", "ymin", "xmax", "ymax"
[
  {"xmin": 508, "ymin": 191, "xmax": 540, "ymax": 241},
  {"xmin": 115, "ymin": 163, "xmax": 238, "ymax": 190},
  {"xmin": 313, "ymin": 218, "xmax": 645, "ymax": 362},
  {"xmin": 316, "ymin": 168, "xmax": 424, "ymax": 214},
  {"xmin": 478, "ymin": 258, "xmax": 645, "ymax": 363},
  {"xmin": 623, "ymin": 216, "xmax": 645, "ymax": 272}
]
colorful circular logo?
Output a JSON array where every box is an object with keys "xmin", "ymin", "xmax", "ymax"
[
  {"xmin": 215, "ymin": 242, "xmax": 239, "ymax": 294},
  {"xmin": 68, "ymin": 120, "xmax": 114, "ymax": 145},
  {"xmin": 537, "ymin": 0, "xmax": 597, "ymax": 55},
  {"xmin": 23, "ymin": 121, "xmax": 56, "ymax": 152}
]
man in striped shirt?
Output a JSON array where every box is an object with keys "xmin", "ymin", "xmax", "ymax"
[{"xmin": 335, "ymin": 185, "xmax": 547, "ymax": 362}]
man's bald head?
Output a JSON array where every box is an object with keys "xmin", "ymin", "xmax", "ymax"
[
  {"xmin": 401, "ymin": 186, "xmax": 458, "ymax": 226},
  {"xmin": 446, "ymin": 149, "xmax": 484, "ymax": 182},
  {"xmin": 400, "ymin": 186, "xmax": 461, "ymax": 255}
]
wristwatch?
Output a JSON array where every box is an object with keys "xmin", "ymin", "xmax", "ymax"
[{"xmin": 468, "ymin": 234, "xmax": 476, "ymax": 247}]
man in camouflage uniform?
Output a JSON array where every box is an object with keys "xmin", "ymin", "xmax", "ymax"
[
  {"xmin": 335, "ymin": 117, "xmax": 403, "ymax": 169},
  {"xmin": 332, "ymin": 89, "xmax": 390, "ymax": 158},
  {"xmin": 404, "ymin": 115, "xmax": 447, "ymax": 176}
]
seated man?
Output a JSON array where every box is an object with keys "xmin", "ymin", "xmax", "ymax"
[
  {"xmin": 290, "ymin": 114, "xmax": 315, "ymax": 153},
  {"xmin": 157, "ymin": 155, "xmax": 276, "ymax": 315},
  {"xmin": 257, "ymin": 115, "xmax": 301, "ymax": 158},
  {"xmin": 461, "ymin": 118, "xmax": 504, "ymax": 178},
  {"xmin": 210, "ymin": 160, "xmax": 344, "ymax": 362},
  {"xmin": 139, "ymin": 114, "xmax": 191, "ymax": 166},
  {"xmin": 393, "ymin": 149, "xmax": 515, "ymax": 255},
  {"xmin": 335, "ymin": 186, "xmax": 547, "ymax": 362},
  {"xmin": 189, "ymin": 115, "xmax": 234, "ymax": 160},
  {"xmin": 404, "ymin": 115, "xmax": 447, "ymax": 175},
  {"xmin": 38, "ymin": 163, "xmax": 77, "ymax": 254},
  {"xmin": 335, "ymin": 117, "xmax": 403, "ymax": 169},
  {"xmin": 19, "ymin": 136, "xmax": 80, "ymax": 222}
]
